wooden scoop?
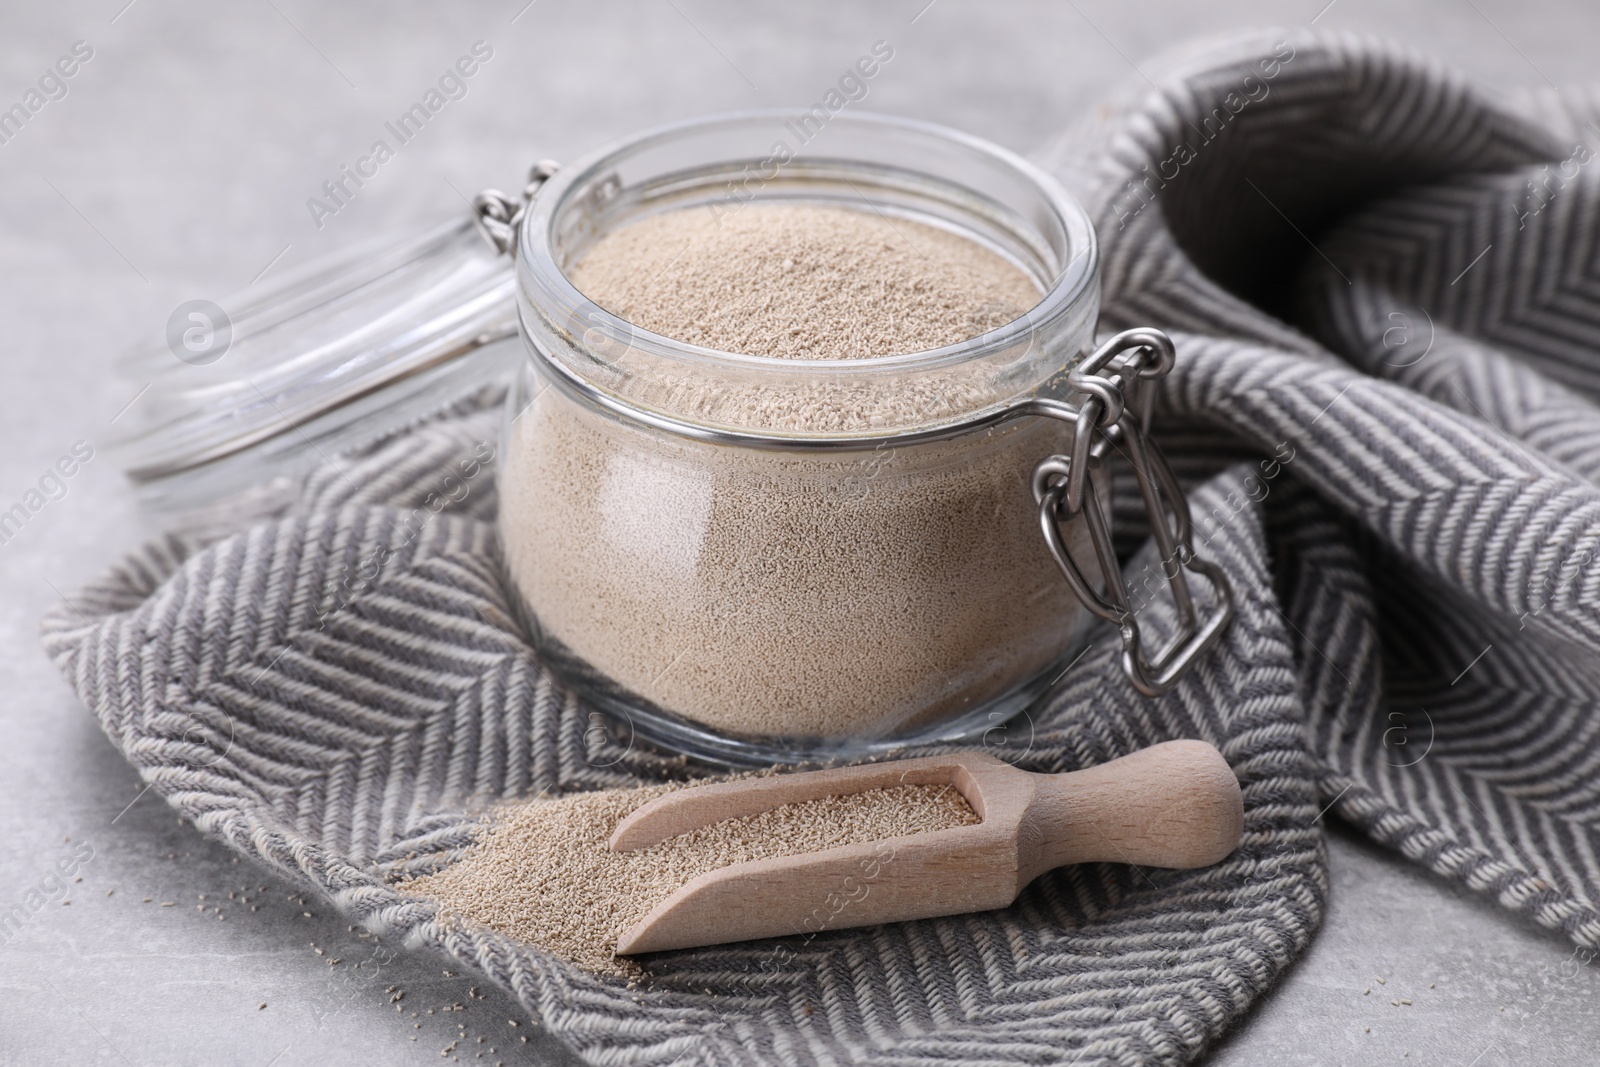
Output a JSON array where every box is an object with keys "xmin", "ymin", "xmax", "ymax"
[{"xmin": 609, "ymin": 739, "xmax": 1243, "ymax": 955}]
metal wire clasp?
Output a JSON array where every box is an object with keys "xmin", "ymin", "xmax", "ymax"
[
  {"xmin": 1032, "ymin": 328, "xmax": 1234, "ymax": 697},
  {"xmin": 472, "ymin": 160, "xmax": 560, "ymax": 256}
]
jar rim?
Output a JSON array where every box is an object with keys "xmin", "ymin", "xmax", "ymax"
[{"xmin": 516, "ymin": 109, "xmax": 1098, "ymax": 377}]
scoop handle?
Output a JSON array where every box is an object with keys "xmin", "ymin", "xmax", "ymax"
[{"xmin": 1017, "ymin": 739, "xmax": 1243, "ymax": 883}]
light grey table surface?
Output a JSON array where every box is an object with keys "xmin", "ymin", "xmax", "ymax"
[{"xmin": 2, "ymin": 2, "xmax": 1596, "ymax": 1064}]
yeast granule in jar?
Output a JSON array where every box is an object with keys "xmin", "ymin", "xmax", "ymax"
[{"xmin": 565, "ymin": 203, "xmax": 1039, "ymax": 360}]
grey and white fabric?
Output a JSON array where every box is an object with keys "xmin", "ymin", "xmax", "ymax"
[{"xmin": 41, "ymin": 29, "xmax": 1600, "ymax": 1067}]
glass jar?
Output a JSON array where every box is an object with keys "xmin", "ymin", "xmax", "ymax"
[
  {"xmin": 495, "ymin": 111, "xmax": 1232, "ymax": 764},
  {"xmin": 109, "ymin": 110, "xmax": 1231, "ymax": 768}
]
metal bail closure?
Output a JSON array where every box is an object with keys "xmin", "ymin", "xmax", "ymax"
[
  {"xmin": 473, "ymin": 159, "xmax": 560, "ymax": 256},
  {"xmin": 1033, "ymin": 329, "xmax": 1235, "ymax": 697}
]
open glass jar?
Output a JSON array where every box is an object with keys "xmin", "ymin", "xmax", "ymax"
[
  {"xmin": 491, "ymin": 112, "xmax": 1233, "ymax": 764},
  {"xmin": 109, "ymin": 110, "xmax": 1231, "ymax": 767}
]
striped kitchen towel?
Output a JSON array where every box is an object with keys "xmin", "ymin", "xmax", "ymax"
[{"xmin": 42, "ymin": 28, "xmax": 1600, "ymax": 1067}]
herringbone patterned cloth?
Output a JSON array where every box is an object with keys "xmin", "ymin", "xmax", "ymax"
[{"xmin": 42, "ymin": 29, "xmax": 1600, "ymax": 1067}]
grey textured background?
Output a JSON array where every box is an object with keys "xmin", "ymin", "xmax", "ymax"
[{"xmin": 2, "ymin": 2, "xmax": 1597, "ymax": 1064}]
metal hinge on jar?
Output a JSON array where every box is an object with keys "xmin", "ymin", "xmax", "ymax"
[
  {"xmin": 471, "ymin": 160, "xmax": 562, "ymax": 256},
  {"xmin": 1032, "ymin": 328, "xmax": 1235, "ymax": 697}
]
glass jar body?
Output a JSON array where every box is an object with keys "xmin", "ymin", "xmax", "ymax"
[
  {"xmin": 499, "ymin": 110, "xmax": 1107, "ymax": 763},
  {"xmin": 500, "ymin": 363, "xmax": 1103, "ymax": 762}
]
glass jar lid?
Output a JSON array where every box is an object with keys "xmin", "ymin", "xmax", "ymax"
[{"xmin": 110, "ymin": 217, "xmax": 520, "ymax": 515}]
